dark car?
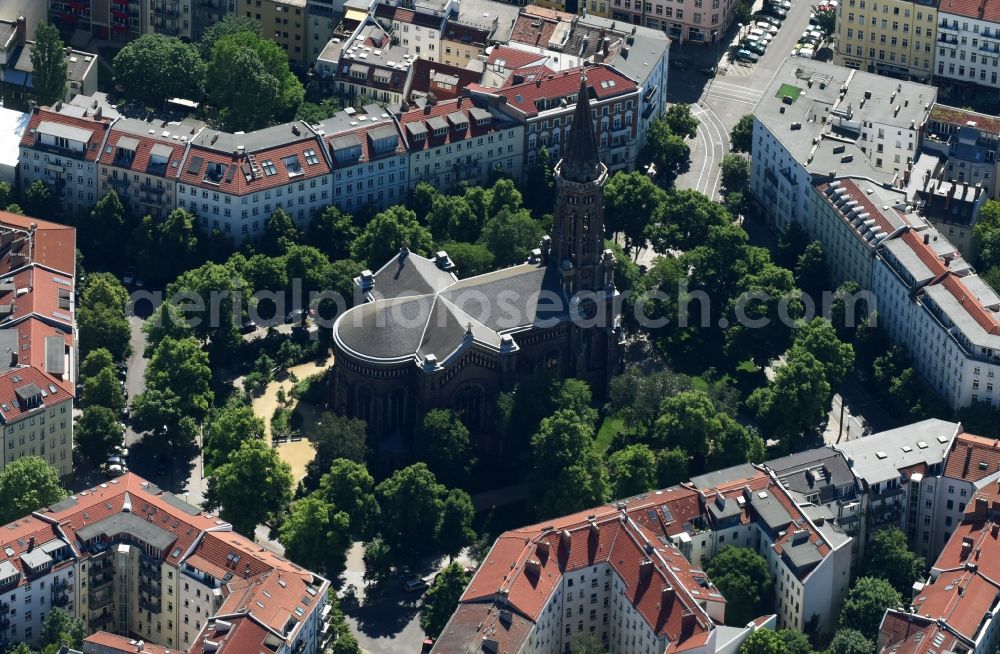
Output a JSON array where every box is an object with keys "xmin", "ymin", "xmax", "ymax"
[
  {"xmin": 286, "ymin": 309, "xmax": 306, "ymax": 325},
  {"xmin": 757, "ymin": 14, "xmax": 782, "ymax": 26},
  {"xmin": 763, "ymin": 5, "xmax": 788, "ymax": 18},
  {"xmin": 744, "ymin": 41, "xmax": 767, "ymax": 55},
  {"xmin": 240, "ymin": 318, "xmax": 257, "ymax": 335},
  {"xmin": 700, "ymin": 65, "xmax": 718, "ymax": 76},
  {"xmin": 734, "ymin": 49, "xmax": 760, "ymax": 62}
]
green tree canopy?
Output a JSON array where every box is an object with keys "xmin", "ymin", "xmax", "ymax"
[
  {"xmin": 839, "ymin": 576, "xmax": 902, "ymax": 639},
  {"xmin": 606, "ymin": 444, "xmax": 658, "ymax": 498},
  {"xmin": 747, "ymin": 349, "xmax": 832, "ymax": 445},
  {"xmin": 77, "ymin": 273, "xmax": 132, "ymax": 361},
  {"xmin": 85, "ymin": 190, "xmax": 127, "ymax": 264},
  {"xmin": 604, "ymin": 171, "xmax": 665, "ymax": 253},
  {"xmin": 259, "ymin": 208, "xmax": 301, "ymax": 256},
  {"xmin": 777, "ymin": 629, "xmax": 813, "ymax": 654},
  {"xmin": 829, "ymin": 629, "xmax": 875, "ymax": 654},
  {"xmin": 662, "ymin": 103, "xmax": 700, "ymax": 138},
  {"xmin": 205, "ymin": 439, "xmax": 293, "ymax": 536},
  {"xmin": 39, "ymin": 607, "xmax": 85, "ymax": 650},
  {"xmin": 203, "ymin": 400, "xmax": 266, "ymax": 469},
  {"xmin": 30, "ymin": 23, "xmax": 68, "ymax": 106},
  {"xmin": 317, "ymin": 458, "xmax": 380, "ymax": 540},
  {"xmin": 420, "ymin": 563, "xmax": 471, "ymax": 638},
  {"xmin": 130, "ymin": 208, "xmax": 204, "ymax": 286},
  {"xmin": 440, "ymin": 241, "xmax": 495, "ymax": 277},
  {"xmin": 656, "ymin": 447, "xmax": 690, "ymax": 487},
  {"xmin": 647, "ymin": 189, "xmax": 731, "ymax": 252},
  {"xmin": 76, "ymin": 405, "xmax": 124, "ymax": 466},
  {"xmin": 142, "ymin": 302, "xmax": 194, "ymax": 357},
  {"xmin": 198, "ymin": 14, "xmax": 261, "ymax": 59},
  {"xmin": 0, "ymin": 457, "xmax": 67, "ymax": 524},
  {"xmin": 305, "ymin": 413, "xmax": 368, "ymax": 483},
  {"xmin": 862, "ymin": 527, "xmax": 926, "ymax": 595},
  {"xmin": 739, "ymin": 629, "xmax": 785, "ymax": 654},
  {"xmin": 705, "ymin": 546, "xmax": 773, "ymax": 627},
  {"xmin": 143, "ymin": 336, "xmax": 214, "ymax": 421},
  {"xmin": 351, "ymin": 205, "xmax": 433, "ymax": 265},
  {"xmin": 23, "ymin": 180, "xmax": 59, "ymax": 218},
  {"xmin": 730, "ymin": 114, "xmax": 755, "ymax": 153},
  {"xmin": 421, "ymin": 409, "xmax": 475, "ymax": 486},
  {"xmin": 639, "ymin": 117, "xmax": 691, "ymax": 185},
  {"xmin": 479, "ymin": 207, "xmax": 544, "ymax": 267},
  {"xmin": 279, "ymin": 496, "xmax": 351, "ymax": 578},
  {"xmin": 114, "ymin": 34, "xmax": 206, "ymax": 105},
  {"xmin": 790, "ymin": 318, "xmax": 855, "ymax": 391},
  {"xmin": 206, "ymin": 32, "xmax": 304, "ymax": 130},
  {"xmin": 80, "ymin": 348, "xmax": 115, "ymax": 380},
  {"xmin": 375, "ymin": 463, "xmax": 447, "ymax": 563},
  {"xmin": 82, "ymin": 366, "xmax": 126, "ymax": 413},
  {"xmin": 306, "ymin": 206, "xmax": 357, "ymax": 260},
  {"xmin": 720, "ymin": 154, "xmax": 751, "ymax": 193},
  {"xmin": 794, "ymin": 241, "xmax": 830, "ymax": 298},
  {"xmin": 437, "ymin": 489, "xmax": 476, "ymax": 559}
]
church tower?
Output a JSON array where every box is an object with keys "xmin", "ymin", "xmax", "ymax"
[{"xmin": 550, "ymin": 69, "xmax": 622, "ymax": 390}]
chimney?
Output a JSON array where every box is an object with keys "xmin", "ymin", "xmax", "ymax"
[
  {"xmin": 662, "ymin": 585, "xmax": 676, "ymax": 603},
  {"xmin": 924, "ymin": 233, "xmax": 930, "ymax": 245},
  {"xmin": 28, "ymin": 536, "xmax": 34, "ymax": 551},
  {"xmin": 14, "ymin": 16, "xmax": 25, "ymax": 45},
  {"xmin": 94, "ymin": 106, "xmax": 102, "ymax": 120},
  {"xmin": 961, "ymin": 536, "xmax": 974, "ymax": 559},
  {"xmin": 589, "ymin": 520, "xmax": 599, "ymax": 535},
  {"xmin": 639, "ymin": 559, "xmax": 653, "ymax": 581}
]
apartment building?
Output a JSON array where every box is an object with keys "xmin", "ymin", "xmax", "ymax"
[
  {"xmin": 19, "ymin": 103, "xmax": 113, "ymax": 218},
  {"xmin": 0, "ymin": 473, "xmax": 332, "ymax": 652},
  {"xmin": 835, "ymin": 419, "xmax": 958, "ymax": 561},
  {"xmin": 833, "ymin": 0, "xmax": 938, "ymax": 82},
  {"xmin": 0, "ymin": 212, "xmax": 77, "ymax": 479},
  {"xmin": 373, "ymin": 0, "xmax": 458, "ymax": 61},
  {"xmin": 238, "ymin": 0, "xmax": 311, "ymax": 68},
  {"xmin": 147, "ymin": 0, "xmax": 194, "ymax": 40},
  {"xmin": 402, "ymin": 95, "xmax": 524, "ymax": 191},
  {"xmin": 911, "ymin": 175, "xmax": 985, "ymax": 256},
  {"xmin": 477, "ymin": 64, "xmax": 639, "ymax": 173},
  {"xmin": 440, "ymin": 20, "xmax": 495, "ymax": 67},
  {"xmin": 878, "ymin": 479, "xmax": 1000, "ymax": 654},
  {"xmin": 175, "ymin": 121, "xmax": 332, "ymax": 239},
  {"xmin": 763, "ymin": 448, "xmax": 864, "ymax": 565},
  {"xmin": 935, "ymin": 0, "xmax": 1000, "ymax": 91},
  {"xmin": 97, "ymin": 117, "xmax": 198, "ymax": 220},
  {"xmin": 0, "ymin": 18, "xmax": 98, "ymax": 108},
  {"xmin": 332, "ymin": 22, "xmax": 412, "ymax": 106},
  {"xmin": 193, "ymin": 0, "xmax": 233, "ymax": 41},
  {"xmin": 923, "ymin": 104, "xmax": 1000, "ymax": 199},
  {"xmin": 687, "ymin": 466, "xmax": 853, "ymax": 633},
  {"xmin": 305, "ymin": 0, "xmax": 340, "ymax": 62},
  {"xmin": 750, "ymin": 59, "xmax": 936, "ymax": 233},
  {"xmin": 316, "ymin": 104, "xmax": 410, "ymax": 212},
  {"xmin": 930, "ymin": 433, "xmax": 1000, "ymax": 556},
  {"xmin": 48, "ymin": 0, "xmax": 144, "ymax": 43},
  {"xmin": 604, "ymin": 0, "xmax": 737, "ymax": 45}
]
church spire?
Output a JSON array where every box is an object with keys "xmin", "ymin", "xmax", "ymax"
[{"xmin": 560, "ymin": 70, "xmax": 601, "ymax": 183}]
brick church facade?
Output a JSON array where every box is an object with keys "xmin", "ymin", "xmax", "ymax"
[{"xmin": 330, "ymin": 72, "xmax": 624, "ymax": 436}]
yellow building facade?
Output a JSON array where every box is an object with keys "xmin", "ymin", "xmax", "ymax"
[
  {"xmin": 834, "ymin": 0, "xmax": 938, "ymax": 81},
  {"xmin": 237, "ymin": 0, "xmax": 310, "ymax": 67}
]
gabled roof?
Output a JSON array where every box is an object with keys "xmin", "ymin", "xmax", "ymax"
[
  {"xmin": 20, "ymin": 106, "xmax": 111, "ymax": 161},
  {"xmin": 488, "ymin": 64, "xmax": 637, "ymax": 119},
  {"xmin": 98, "ymin": 120, "xmax": 187, "ymax": 178},
  {"xmin": 944, "ymin": 433, "xmax": 1000, "ymax": 482}
]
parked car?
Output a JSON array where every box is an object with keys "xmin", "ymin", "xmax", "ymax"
[
  {"xmin": 768, "ymin": 0, "xmax": 792, "ymax": 9},
  {"xmin": 240, "ymin": 318, "xmax": 257, "ymax": 335},
  {"xmin": 756, "ymin": 14, "xmax": 782, "ymax": 26},
  {"xmin": 286, "ymin": 309, "xmax": 306, "ymax": 325},
  {"xmin": 734, "ymin": 49, "xmax": 760, "ymax": 62},
  {"xmin": 756, "ymin": 21, "xmax": 779, "ymax": 35},
  {"xmin": 744, "ymin": 40, "xmax": 767, "ymax": 55},
  {"xmin": 763, "ymin": 5, "xmax": 787, "ymax": 18},
  {"xmin": 403, "ymin": 577, "xmax": 429, "ymax": 592},
  {"xmin": 700, "ymin": 65, "xmax": 718, "ymax": 76}
]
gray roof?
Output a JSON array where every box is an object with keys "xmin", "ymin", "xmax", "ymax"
[
  {"xmin": 0, "ymin": 560, "xmax": 17, "ymax": 580},
  {"xmin": 707, "ymin": 494, "xmax": 743, "ymax": 522},
  {"xmin": 426, "ymin": 116, "xmax": 449, "ymax": 132},
  {"xmin": 368, "ymin": 124, "xmax": 399, "ymax": 141},
  {"xmin": 192, "ymin": 120, "xmax": 314, "ymax": 154},
  {"xmin": 835, "ymin": 418, "xmax": 959, "ymax": 483},
  {"xmin": 75, "ymin": 512, "xmax": 176, "ymax": 552},
  {"xmin": 39, "ymin": 538, "xmax": 69, "ymax": 555},
  {"xmin": 115, "ymin": 135, "xmax": 140, "ymax": 151},
  {"xmin": 335, "ymin": 253, "xmax": 569, "ymax": 365},
  {"xmin": 159, "ymin": 492, "xmax": 202, "ymax": 517},
  {"xmin": 576, "ymin": 15, "xmax": 670, "ymax": 86},
  {"xmin": 331, "ymin": 133, "xmax": 362, "ymax": 151},
  {"xmin": 750, "ymin": 491, "xmax": 794, "ymax": 531},
  {"xmin": 689, "ymin": 464, "xmax": 758, "ymax": 490},
  {"xmin": 766, "ymin": 446, "xmax": 855, "ymax": 503},
  {"xmin": 783, "ymin": 536, "xmax": 823, "ymax": 571},
  {"xmin": 14, "ymin": 42, "xmax": 95, "ymax": 83},
  {"xmin": 454, "ymin": 0, "xmax": 520, "ymax": 42},
  {"xmin": 149, "ymin": 143, "xmax": 174, "ymax": 159},
  {"xmin": 19, "ymin": 548, "xmax": 52, "ymax": 570},
  {"xmin": 37, "ymin": 120, "xmax": 93, "ymax": 143}
]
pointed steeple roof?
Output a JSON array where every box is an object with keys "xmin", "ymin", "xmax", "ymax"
[{"xmin": 560, "ymin": 71, "xmax": 601, "ymax": 183}]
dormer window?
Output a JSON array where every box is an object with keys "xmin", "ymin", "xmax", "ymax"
[{"xmin": 283, "ymin": 155, "xmax": 303, "ymax": 177}]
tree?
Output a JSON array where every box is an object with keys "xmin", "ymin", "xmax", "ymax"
[
  {"xmin": 538, "ymin": 449, "xmax": 609, "ymax": 518},
  {"xmin": 570, "ymin": 634, "xmax": 610, "ymax": 654},
  {"xmin": 317, "ymin": 458, "xmax": 380, "ymax": 539},
  {"xmin": 351, "ymin": 205, "xmax": 433, "ymax": 266},
  {"xmin": 306, "ymin": 206, "xmax": 356, "ymax": 260},
  {"xmin": 975, "ymin": 200, "xmax": 1000, "ymax": 269},
  {"xmin": 75, "ymin": 406, "xmax": 124, "ymax": 465},
  {"xmin": 279, "ymin": 496, "xmax": 351, "ymax": 578},
  {"xmin": 440, "ymin": 241, "xmax": 495, "ymax": 277},
  {"xmin": 739, "ymin": 630, "xmax": 785, "ymax": 654},
  {"xmin": 862, "ymin": 527, "xmax": 926, "ymax": 595},
  {"xmin": 130, "ymin": 208, "xmax": 204, "ymax": 286},
  {"xmin": 829, "ymin": 629, "xmax": 874, "ymax": 654},
  {"xmin": 30, "ymin": 23, "xmax": 68, "ymax": 106},
  {"xmin": 331, "ymin": 631, "xmax": 362, "ymax": 654},
  {"xmin": 720, "ymin": 154, "xmax": 751, "ymax": 193},
  {"xmin": 0, "ymin": 182, "xmax": 13, "ymax": 209},
  {"xmin": 420, "ymin": 563, "xmax": 471, "ymax": 638},
  {"xmin": 778, "ymin": 629, "xmax": 813, "ymax": 654},
  {"xmin": 77, "ymin": 273, "xmax": 132, "ymax": 360},
  {"xmin": 376, "ymin": 463, "xmax": 447, "ymax": 563},
  {"xmin": 167, "ymin": 261, "xmax": 250, "ymax": 353},
  {"xmin": 839, "ymin": 576, "xmax": 902, "ymax": 639},
  {"xmin": 646, "ymin": 189, "xmax": 731, "ymax": 252},
  {"xmin": 478, "ymin": 207, "xmax": 544, "ymax": 267},
  {"xmin": 39, "ymin": 607, "xmax": 85, "ymax": 650},
  {"xmin": 530, "ymin": 409, "xmax": 597, "ymax": 480},
  {"xmin": 206, "ymin": 32, "xmax": 304, "ymax": 130},
  {"xmin": 305, "ymin": 413, "xmax": 368, "ymax": 483},
  {"xmin": 791, "ymin": 318, "xmax": 854, "ymax": 390},
  {"xmin": 198, "ymin": 14, "xmax": 261, "ymax": 59},
  {"xmin": 82, "ymin": 367, "xmax": 126, "ymax": 413},
  {"xmin": 814, "ymin": 8, "xmax": 837, "ymax": 36},
  {"xmin": 606, "ymin": 444, "xmax": 658, "ymax": 498},
  {"xmin": 747, "ymin": 349, "xmax": 831, "ymax": 446},
  {"xmin": 85, "ymin": 189, "xmax": 127, "ymax": 264},
  {"xmin": 662, "ymin": 103, "xmax": 700, "ymax": 139},
  {"xmin": 259, "ymin": 208, "xmax": 301, "ymax": 256},
  {"xmin": 421, "ymin": 409, "xmax": 475, "ymax": 485},
  {"xmin": 437, "ymin": 489, "xmax": 476, "ymax": 559},
  {"xmin": 0, "ymin": 457, "xmax": 67, "ymax": 524},
  {"xmin": 656, "ymin": 447, "xmax": 690, "ymax": 487},
  {"xmin": 80, "ymin": 348, "xmax": 115, "ymax": 381},
  {"xmin": 113, "ymin": 35, "xmax": 206, "ymax": 105},
  {"xmin": 143, "ymin": 337, "xmax": 214, "ymax": 421},
  {"xmin": 730, "ymin": 114, "xmax": 755, "ymax": 154},
  {"xmin": 707, "ymin": 420, "xmax": 766, "ymax": 470},
  {"xmin": 428, "ymin": 193, "xmax": 477, "ymax": 242},
  {"xmin": 143, "ymin": 302, "xmax": 193, "ymax": 357},
  {"xmin": 794, "ymin": 241, "xmax": 830, "ymax": 298},
  {"xmin": 205, "ymin": 439, "xmax": 293, "ymax": 536},
  {"xmin": 639, "ymin": 118, "xmax": 691, "ymax": 185},
  {"xmin": 704, "ymin": 546, "xmax": 773, "ymax": 627},
  {"xmin": 203, "ymin": 401, "xmax": 265, "ymax": 470},
  {"xmin": 23, "ymin": 180, "xmax": 60, "ymax": 220},
  {"xmin": 651, "ymin": 390, "xmax": 719, "ymax": 462},
  {"xmin": 362, "ymin": 536, "xmax": 394, "ymax": 586},
  {"xmin": 604, "ymin": 171, "xmax": 665, "ymax": 253}
]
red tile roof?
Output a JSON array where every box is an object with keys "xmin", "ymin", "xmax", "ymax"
[
  {"xmin": 878, "ymin": 610, "xmax": 938, "ymax": 654},
  {"xmin": 489, "ymin": 65, "xmax": 638, "ymax": 119},
  {"xmin": 0, "ymin": 515, "xmax": 72, "ymax": 589},
  {"xmin": 186, "ymin": 615, "xmax": 273, "ymax": 654},
  {"xmin": 20, "ymin": 106, "xmax": 112, "ymax": 161},
  {"xmin": 84, "ymin": 632, "xmax": 175, "ymax": 654},
  {"xmin": 0, "ymin": 364, "xmax": 73, "ymax": 422},
  {"xmin": 941, "ymin": 273, "xmax": 1000, "ymax": 335},
  {"xmin": 938, "ymin": 0, "xmax": 1000, "ymax": 23},
  {"xmin": 323, "ymin": 120, "xmax": 408, "ymax": 168},
  {"xmin": 944, "ymin": 433, "xmax": 1000, "ymax": 482},
  {"xmin": 177, "ymin": 135, "xmax": 330, "ymax": 195},
  {"xmin": 98, "ymin": 127, "xmax": 186, "ymax": 178},
  {"xmin": 930, "ymin": 104, "xmax": 1000, "ymax": 135},
  {"xmin": 912, "ymin": 571, "xmax": 997, "ymax": 640},
  {"xmin": 442, "ymin": 20, "xmax": 492, "ymax": 46},
  {"xmin": 0, "ymin": 211, "xmax": 76, "ymax": 275},
  {"xmin": 486, "ymin": 46, "xmax": 551, "ymax": 70},
  {"xmin": 400, "ymin": 97, "xmax": 509, "ymax": 151},
  {"xmin": 408, "ymin": 58, "xmax": 484, "ymax": 101}
]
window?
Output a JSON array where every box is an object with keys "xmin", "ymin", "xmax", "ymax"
[
  {"xmin": 261, "ymin": 160, "xmax": 277, "ymax": 176},
  {"xmin": 304, "ymin": 149, "xmax": 319, "ymax": 165}
]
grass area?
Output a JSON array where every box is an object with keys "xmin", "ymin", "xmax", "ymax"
[
  {"xmin": 595, "ymin": 415, "xmax": 625, "ymax": 454},
  {"xmin": 776, "ymin": 83, "xmax": 802, "ymax": 102}
]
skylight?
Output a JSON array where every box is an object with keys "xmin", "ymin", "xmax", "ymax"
[
  {"xmin": 261, "ymin": 160, "xmax": 277, "ymax": 176},
  {"xmin": 304, "ymin": 149, "xmax": 319, "ymax": 165}
]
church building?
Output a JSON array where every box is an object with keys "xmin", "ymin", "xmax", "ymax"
[{"xmin": 330, "ymin": 71, "xmax": 624, "ymax": 437}]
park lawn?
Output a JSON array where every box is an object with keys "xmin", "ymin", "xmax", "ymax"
[{"xmin": 595, "ymin": 415, "xmax": 625, "ymax": 454}]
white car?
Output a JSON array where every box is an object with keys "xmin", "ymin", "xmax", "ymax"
[
  {"xmin": 794, "ymin": 47, "xmax": 816, "ymax": 58},
  {"xmin": 756, "ymin": 21, "xmax": 779, "ymax": 35},
  {"xmin": 748, "ymin": 27, "xmax": 768, "ymax": 39}
]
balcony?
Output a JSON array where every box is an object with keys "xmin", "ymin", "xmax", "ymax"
[
  {"xmin": 939, "ymin": 20, "xmax": 959, "ymax": 31},
  {"xmin": 88, "ymin": 592, "xmax": 112, "ymax": 610},
  {"xmin": 140, "ymin": 596, "xmax": 162, "ymax": 613},
  {"xmin": 140, "ymin": 579, "xmax": 161, "ymax": 595},
  {"xmin": 51, "ymin": 591, "xmax": 70, "ymax": 608},
  {"xmin": 90, "ymin": 612, "xmax": 114, "ymax": 628},
  {"xmin": 152, "ymin": 20, "xmax": 180, "ymax": 35},
  {"xmin": 90, "ymin": 572, "xmax": 113, "ymax": 589},
  {"xmin": 152, "ymin": 3, "xmax": 180, "ymax": 17}
]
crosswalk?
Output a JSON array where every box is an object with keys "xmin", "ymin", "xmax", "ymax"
[{"xmin": 703, "ymin": 79, "xmax": 764, "ymax": 106}]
